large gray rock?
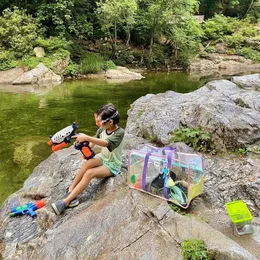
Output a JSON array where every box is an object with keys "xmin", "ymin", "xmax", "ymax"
[
  {"xmin": 232, "ymin": 74, "xmax": 260, "ymax": 90},
  {"xmin": 190, "ymin": 53, "xmax": 260, "ymax": 78},
  {"xmin": 0, "ymin": 146, "xmax": 258, "ymax": 260},
  {"xmin": 12, "ymin": 63, "xmax": 62, "ymax": 86},
  {"xmin": 125, "ymin": 79, "xmax": 260, "ymax": 152}
]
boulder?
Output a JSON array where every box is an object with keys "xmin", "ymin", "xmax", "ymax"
[
  {"xmin": 0, "ymin": 67, "xmax": 25, "ymax": 84},
  {"xmin": 33, "ymin": 47, "xmax": 45, "ymax": 58},
  {"xmin": 190, "ymin": 53, "xmax": 260, "ymax": 78},
  {"xmin": 0, "ymin": 146, "xmax": 259, "ymax": 260},
  {"xmin": 51, "ymin": 55, "xmax": 70, "ymax": 75},
  {"xmin": 125, "ymin": 79, "xmax": 260, "ymax": 152},
  {"xmin": 12, "ymin": 63, "xmax": 62, "ymax": 86},
  {"xmin": 105, "ymin": 66, "xmax": 145, "ymax": 83},
  {"xmin": 232, "ymin": 74, "xmax": 260, "ymax": 90}
]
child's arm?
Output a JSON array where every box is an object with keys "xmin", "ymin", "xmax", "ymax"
[{"xmin": 73, "ymin": 134, "xmax": 109, "ymax": 148}]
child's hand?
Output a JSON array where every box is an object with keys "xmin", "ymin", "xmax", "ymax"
[{"xmin": 72, "ymin": 134, "xmax": 88, "ymax": 143}]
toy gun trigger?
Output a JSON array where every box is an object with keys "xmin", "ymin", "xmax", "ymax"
[
  {"xmin": 52, "ymin": 142, "xmax": 68, "ymax": 152},
  {"xmin": 27, "ymin": 208, "xmax": 37, "ymax": 218}
]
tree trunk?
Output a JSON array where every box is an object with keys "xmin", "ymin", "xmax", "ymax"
[
  {"xmin": 244, "ymin": 0, "xmax": 255, "ymax": 18},
  {"xmin": 114, "ymin": 21, "xmax": 117, "ymax": 46},
  {"xmin": 126, "ymin": 31, "xmax": 131, "ymax": 46}
]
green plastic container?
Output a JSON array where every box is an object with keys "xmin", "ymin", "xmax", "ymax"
[{"xmin": 225, "ymin": 200, "xmax": 253, "ymax": 224}]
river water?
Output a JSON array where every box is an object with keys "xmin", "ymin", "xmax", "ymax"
[{"xmin": 0, "ymin": 71, "xmax": 209, "ymax": 206}]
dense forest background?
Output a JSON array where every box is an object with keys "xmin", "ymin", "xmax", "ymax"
[{"xmin": 0, "ymin": 0, "xmax": 259, "ymax": 75}]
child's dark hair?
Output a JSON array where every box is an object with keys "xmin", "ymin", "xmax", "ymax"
[{"xmin": 98, "ymin": 103, "xmax": 120, "ymax": 124}]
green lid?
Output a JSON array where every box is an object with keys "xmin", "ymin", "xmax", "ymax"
[{"xmin": 225, "ymin": 200, "xmax": 252, "ymax": 224}]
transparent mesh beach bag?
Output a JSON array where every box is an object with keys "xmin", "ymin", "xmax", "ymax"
[{"xmin": 128, "ymin": 145, "xmax": 205, "ymax": 208}]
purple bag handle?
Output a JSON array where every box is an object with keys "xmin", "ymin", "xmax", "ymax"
[
  {"xmin": 141, "ymin": 146, "xmax": 176, "ymax": 191},
  {"xmin": 163, "ymin": 150, "xmax": 176, "ymax": 199}
]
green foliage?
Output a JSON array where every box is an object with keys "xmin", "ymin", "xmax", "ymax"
[
  {"xmin": 205, "ymin": 46, "xmax": 216, "ymax": 53},
  {"xmin": 0, "ymin": 49, "xmax": 17, "ymax": 70},
  {"xmin": 21, "ymin": 47, "xmax": 70, "ymax": 71},
  {"xmin": 0, "ymin": 7, "xmax": 39, "ymax": 58},
  {"xmin": 133, "ymin": 0, "xmax": 202, "ymax": 68},
  {"xmin": 223, "ymin": 33, "xmax": 245, "ymax": 49},
  {"xmin": 36, "ymin": 0, "xmax": 93, "ymax": 37},
  {"xmin": 238, "ymin": 47, "xmax": 260, "ymax": 62},
  {"xmin": 202, "ymin": 14, "xmax": 259, "ymax": 61},
  {"xmin": 63, "ymin": 60, "xmax": 79, "ymax": 76},
  {"xmin": 238, "ymin": 145, "xmax": 260, "ymax": 155},
  {"xmin": 103, "ymin": 60, "xmax": 116, "ymax": 70},
  {"xmin": 203, "ymin": 15, "xmax": 258, "ymax": 41},
  {"xmin": 181, "ymin": 239, "xmax": 209, "ymax": 260},
  {"xmin": 147, "ymin": 44, "xmax": 169, "ymax": 68},
  {"xmin": 21, "ymin": 54, "xmax": 54, "ymax": 70},
  {"xmin": 170, "ymin": 127, "xmax": 213, "ymax": 153},
  {"xmin": 202, "ymin": 14, "xmax": 238, "ymax": 40},
  {"xmin": 79, "ymin": 52, "xmax": 115, "ymax": 74},
  {"xmin": 36, "ymin": 37, "xmax": 71, "ymax": 53},
  {"xmin": 247, "ymin": 146, "xmax": 260, "ymax": 154},
  {"xmin": 21, "ymin": 37, "xmax": 71, "ymax": 71},
  {"xmin": 96, "ymin": 0, "xmax": 138, "ymax": 41}
]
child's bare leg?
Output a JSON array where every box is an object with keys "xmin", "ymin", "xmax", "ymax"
[
  {"xmin": 68, "ymin": 157, "xmax": 102, "ymax": 192},
  {"xmin": 64, "ymin": 165, "xmax": 113, "ymax": 206}
]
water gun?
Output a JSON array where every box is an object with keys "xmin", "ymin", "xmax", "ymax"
[
  {"xmin": 74, "ymin": 141, "xmax": 95, "ymax": 160},
  {"xmin": 48, "ymin": 122, "xmax": 78, "ymax": 152},
  {"xmin": 8, "ymin": 200, "xmax": 45, "ymax": 218}
]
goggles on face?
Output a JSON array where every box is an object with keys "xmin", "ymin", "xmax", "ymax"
[
  {"xmin": 94, "ymin": 113, "xmax": 102, "ymax": 127},
  {"xmin": 100, "ymin": 111, "xmax": 118, "ymax": 124}
]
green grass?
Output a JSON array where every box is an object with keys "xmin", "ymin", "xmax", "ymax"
[{"xmin": 181, "ymin": 239, "xmax": 210, "ymax": 260}]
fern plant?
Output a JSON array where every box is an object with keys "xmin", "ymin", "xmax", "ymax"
[{"xmin": 181, "ymin": 239, "xmax": 210, "ymax": 260}]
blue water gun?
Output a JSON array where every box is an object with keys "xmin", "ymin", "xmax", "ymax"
[{"xmin": 8, "ymin": 200, "xmax": 45, "ymax": 218}]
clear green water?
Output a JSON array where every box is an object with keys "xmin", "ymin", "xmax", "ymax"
[{"xmin": 0, "ymin": 72, "xmax": 205, "ymax": 206}]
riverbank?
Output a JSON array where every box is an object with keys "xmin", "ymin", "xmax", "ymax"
[{"xmin": 1, "ymin": 75, "xmax": 260, "ymax": 259}]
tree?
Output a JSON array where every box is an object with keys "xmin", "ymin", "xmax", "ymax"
[
  {"xmin": 199, "ymin": 0, "xmax": 259, "ymax": 19},
  {"xmin": 134, "ymin": 0, "xmax": 202, "ymax": 62},
  {"xmin": 0, "ymin": 7, "xmax": 38, "ymax": 57},
  {"xmin": 96, "ymin": 0, "xmax": 138, "ymax": 56}
]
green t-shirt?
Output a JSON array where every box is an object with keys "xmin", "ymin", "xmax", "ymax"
[{"xmin": 95, "ymin": 127, "xmax": 125, "ymax": 172}]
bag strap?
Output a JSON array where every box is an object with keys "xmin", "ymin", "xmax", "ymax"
[
  {"xmin": 163, "ymin": 150, "xmax": 176, "ymax": 199},
  {"xmin": 141, "ymin": 146, "xmax": 176, "ymax": 191}
]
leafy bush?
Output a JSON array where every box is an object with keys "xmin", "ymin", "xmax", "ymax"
[
  {"xmin": 103, "ymin": 60, "xmax": 116, "ymax": 70},
  {"xmin": 238, "ymin": 47, "xmax": 260, "ymax": 62},
  {"xmin": 202, "ymin": 15, "xmax": 257, "ymax": 42},
  {"xmin": 202, "ymin": 15, "xmax": 235, "ymax": 40},
  {"xmin": 205, "ymin": 46, "xmax": 216, "ymax": 53},
  {"xmin": 0, "ymin": 7, "xmax": 39, "ymax": 58},
  {"xmin": 35, "ymin": 37, "xmax": 71, "ymax": 53},
  {"xmin": 63, "ymin": 61, "xmax": 79, "ymax": 77},
  {"xmin": 223, "ymin": 33, "xmax": 245, "ymax": 49},
  {"xmin": 79, "ymin": 52, "xmax": 104, "ymax": 74},
  {"xmin": 147, "ymin": 44, "xmax": 168, "ymax": 68},
  {"xmin": 181, "ymin": 239, "xmax": 209, "ymax": 260},
  {"xmin": 170, "ymin": 127, "xmax": 214, "ymax": 153},
  {"xmin": 21, "ymin": 55, "xmax": 54, "ymax": 70},
  {"xmin": 79, "ymin": 52, "xmax": 115, "ymax": 74},
  {"xmin": 0, "ymin": 49, "xmax": 17, "ymax": 70}
]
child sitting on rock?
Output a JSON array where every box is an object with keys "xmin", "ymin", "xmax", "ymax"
[{"xmin": 51, "ymin": 103, "xmax": 125, "ymax": 215}]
